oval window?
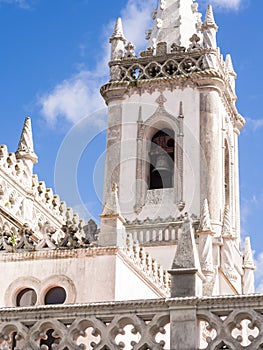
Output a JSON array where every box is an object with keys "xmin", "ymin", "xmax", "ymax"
[
  {"xmin": 44, "ymin": 286, "xmax": 66, "ymax": 305},
  {"xmin": 16, "ymin": 288, "xmax": 37, "ymax": 307}
]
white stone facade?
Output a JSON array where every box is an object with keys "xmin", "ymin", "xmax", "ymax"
[{"xmin": 0, "ymin": 1, "xmax": 257, "ymax": 348}]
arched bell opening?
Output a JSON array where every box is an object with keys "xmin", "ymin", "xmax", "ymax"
[{"xmin": 149, "ymin": 128, "xmax": 174, "ymax": 189}]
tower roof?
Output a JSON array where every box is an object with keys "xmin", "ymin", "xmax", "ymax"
[
  {"xmin": 147, "ymin": 0, "xmax": 202, "ymax": 51},
  {"xmin": 16, "ymin": 117, "xmax": 38, "ymax": 163}
]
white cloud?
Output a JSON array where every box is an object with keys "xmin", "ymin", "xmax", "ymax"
[
  {"xmin": 0, "ymin": 0, "xmax": 33, "ymax": 9},
  {"xmin": 121, "ymin": 0, "xmax": 156, "ymax": 48},
  {"xmin": 200, "ymin": 0, "xmax": 242, "ymax": 10},
  {"xmin": 39, "ymin": 70, "xmax": 105, "ymax": 128},
  {"xmin": 39, "ymin": 0, "xmax": 155, "ymax": 127},
  {"xmin": 246, "ymin": 117, "xmax": 263, "ymax": 132}
]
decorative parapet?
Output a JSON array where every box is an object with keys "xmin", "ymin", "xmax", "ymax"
[
  {"xmin": 0, "ymin": 218, "xmax": 98, "ymax": 253},
  {"xmin": 122, "ymin": 234, "xmax": 170, "ymax": 296},
  {"xmin": 107, "ymin": 47, "xmax": 223, "ymax": 83},
  {"xmin": 0, "ymin": 142, "xmax": 97, "ymax": 248},
  {"xmin": 0, "ymin": 294, "xmax": 263, "ymax": 349},
  {"xmin": 101, "ymin": 36, "xmax": 244, "ymax": 128}
]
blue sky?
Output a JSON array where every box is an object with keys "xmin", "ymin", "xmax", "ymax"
[{"xmin": 0, "ymin": 0, "xmax": 263, "ymax": 289}]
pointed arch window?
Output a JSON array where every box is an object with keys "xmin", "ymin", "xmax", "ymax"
[{"xmin": 149, "ymin": 129, "xmax": 174, "ymax": 189}]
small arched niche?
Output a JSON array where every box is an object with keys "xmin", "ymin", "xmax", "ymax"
[{"xmin": 149, "ymin": 128, "xmax": 175, "ymax": 190}]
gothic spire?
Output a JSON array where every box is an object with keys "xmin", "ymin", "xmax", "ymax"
[
  {"xmin": 109, "ymin": 18, "xmax": 126, "ymax": 60},
  {"xmin": 172, "ymin": 214, "xmax": 201, "ymax": 270},
  {"xmin": 202, "ymin": 4, "xmax": 218, "ymax": 49},
  {"xmin": 99, "ymin": 183, "xmax": 126, "ymax": 247},
  {"xmin": 16, "ymin": 117, "xmax": 38, "ymax": 163},
  {"xmin": 110, "ymin": 17, "xmax": 126, "ymax": 42},
  {"xmin": 243, "ymin": 237, "xmax": 255, "ymax": 270},
  {"xmin": 147, "ymin": 0, "xmax": 201, "ymax": 52},
  {"xmin": 225, "ymin": 54, "xmax": 236, "ymax": 75},
  {"xmin": 242, "ymin": 236, "xmax": 255, "ymax": 294},
  {"xmin": 203, "ymin": 4, "xmax": 218, "ymax": 30}
]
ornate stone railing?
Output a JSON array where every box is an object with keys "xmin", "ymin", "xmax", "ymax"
[{"xmin": 1, "ymin": 294, "xmax": 263, "ymax": 349}]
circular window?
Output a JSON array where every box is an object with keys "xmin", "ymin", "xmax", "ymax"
[
  {"xmin": 16, "ymin": 288, "xmax": 37, "ymax": 307},
  {"xmin": 44, "ymin": 287, "xmax": 66, "ymax": 305}
]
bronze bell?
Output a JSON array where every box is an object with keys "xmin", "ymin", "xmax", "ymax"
[{"xmin": 152, "ymin": 154, "xmax": 173, "ymax": 176}]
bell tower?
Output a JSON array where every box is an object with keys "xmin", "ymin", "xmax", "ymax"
[{"xmin": 100, "ymin": 1, "xmax": 255, "ymax": 295}]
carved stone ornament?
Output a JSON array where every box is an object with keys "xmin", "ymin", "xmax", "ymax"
[
  {"xmin": 82, "ymin": 219, "xmax": 98, "ymax": 244},
  {"xmin": 124, "ymin": 42, "xmax": 136, "ymax": 58},
  {"xmin": 188, "ymin": 34, "xmax": 202, "ymax": 51},
  {"xmin": 59, "ymin": 221, "xmax": 80, "ymax": 249},
  {"xmin": 146, "ymin": 189, "xmax": 163, "ymax": 205},
  {"xmin": 145, "ymin": 29, "xmax": 152, "ymax": 40},
  {"xmin": 16, "ymin": 224, "xmax": 35, "ymax": 250},
  {"xmin": 171, "ymin": 42, "xmax": 186, "ymax": 53}
]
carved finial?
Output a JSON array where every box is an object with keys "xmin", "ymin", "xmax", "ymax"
[
  {"xmin": 172, "ymin": 214, "xmax": 201, "ymax": 270},
  {"xmin": 101, "ymin": 183, "xmax": 122, "ymax": 217},
  {"xmin": 110, "ymin": 18, "xmax": 126, "ymax": 43},
  {"xmin": 124, "ymin": 42, "xmax": 136, "ymax": 58},
  {"xmin": 203, "ymin": 5, "xmax": 218, "ymax": 30},
  {"xmin": 16, "ymin": 117, "xmax": 38, "ymax": 164},
  {"xmin": 243, "ymin": 237, "xmax": 255, "ymax": 270},
  {"xmin": 225, "ymin": 54, "xmax": 236, "ymax": 76},
  {"xmin": 109, "ymin": 18, "xmax": 126, "ymax": 61},
  {"xmin": 156, "ymin": 93, "xmax": 167, "ymax": 108},
  {"xmin": 222, "ymin": 206, "xmax": 232, "ymax": 237},
  {"xmin": 198, "ymin": 199, "xmax": 212, "ymax": 232},
  {"xmin": 243, "ymin": 236, "xmax": 255, "ymax": 294},
  {"xmin": 202, "ymin": 5, "xmax": 218, "ymax": 51},
  {"xmin": 188, "ymin": 34, "xmax": 201, "ymax": 51}
]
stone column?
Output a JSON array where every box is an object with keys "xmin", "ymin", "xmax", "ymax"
[
  {"xmin": 200, "ymin": 90, "xmax": 223, "ymax": 236},
  {"xmin": 100, "ymin": 184, "xmax": 126, "ymax": 247},
  {"xmin": 170, "ymin": 306, "xmax": 198, "ymax": 350},
  {"xmin": 102, "ymin": 104, "xmax": 122, "ymax": 208}
]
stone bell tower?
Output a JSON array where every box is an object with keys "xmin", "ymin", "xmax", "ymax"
[{"xmin": 100, "ymin": 0, "xmax": 255, "ymax": 295}]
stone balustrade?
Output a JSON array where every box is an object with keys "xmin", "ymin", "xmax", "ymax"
[{"xmin": 0, "ymin": 294, "xmax": 263, "ymax": 349}]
